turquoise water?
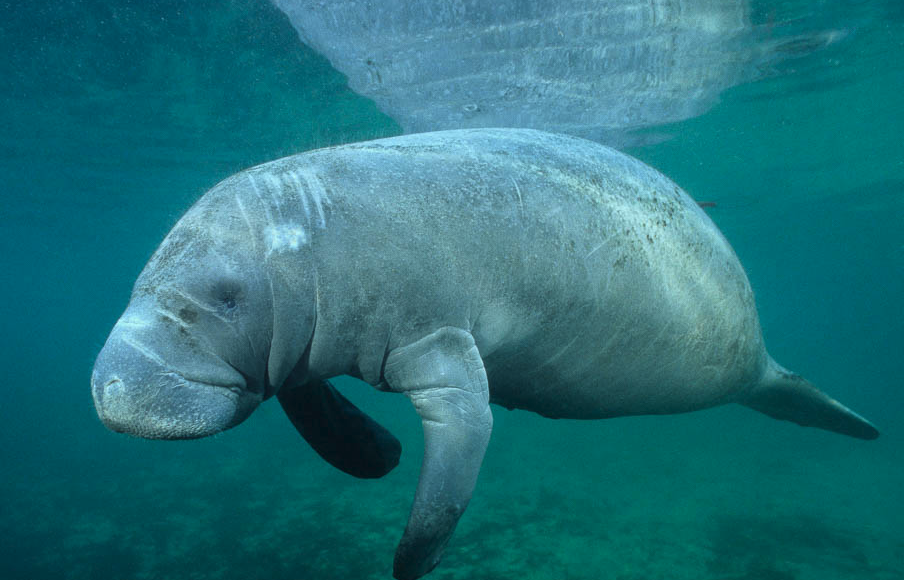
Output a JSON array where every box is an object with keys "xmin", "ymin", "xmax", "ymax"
[{"xmin": 2, "ymin": 1, "xmax": 902, "ymax": 579}]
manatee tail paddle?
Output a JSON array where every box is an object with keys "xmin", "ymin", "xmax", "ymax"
[{"xmin": 742, "ymin": 359, "xmax": 879, "ymax": 440}]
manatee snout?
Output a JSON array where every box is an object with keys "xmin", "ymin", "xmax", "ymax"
[{"xmin": 92, "ymin": 323, "xmax": 257, "ymax": 439}]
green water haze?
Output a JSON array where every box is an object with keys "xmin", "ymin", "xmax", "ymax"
[{"xmin": 1, "ymin": 1, "xmax": 902, "ymax": 579}]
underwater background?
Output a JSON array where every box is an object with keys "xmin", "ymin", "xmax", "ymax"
[{"xmin": 1, "ymin": 1, "xmax": 902, "ymax": 579}]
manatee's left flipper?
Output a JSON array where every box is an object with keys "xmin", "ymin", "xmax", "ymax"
[
  {"xmin": 382, "ymin": 327, "xmax": 493, "ymax": 580},
  {"xmin": 278, "ymin": 378, "xmax": 402, "ymax": 478}
]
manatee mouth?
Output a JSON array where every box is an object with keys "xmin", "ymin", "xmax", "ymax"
[
  {"xmin": 92, "ymin": 319, "xmax": 261, "ymax": 440},
  {"xmin": 92, "ymin": 371, "xmax": 249, "ymax": 440}
]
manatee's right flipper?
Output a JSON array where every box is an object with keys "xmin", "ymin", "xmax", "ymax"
[
  {"xmin": 742, "ymin": 361, "xmax": 879, "ymax": 440},
  {"xmin": 278, "ymin": 378, "xmax": 402, "ymax": 478}
]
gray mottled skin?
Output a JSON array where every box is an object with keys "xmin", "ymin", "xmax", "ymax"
[{"xmin": 92, "ymin": 129, "xmax": 877, "ymax": 579}]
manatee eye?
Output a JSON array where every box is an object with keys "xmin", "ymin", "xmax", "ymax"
[{"xmin": 211, "ymin": 278, "xmax": 243, "ymax": 312}]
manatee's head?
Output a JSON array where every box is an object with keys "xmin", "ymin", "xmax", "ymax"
[{"xmin": 92, "ymin": 187, "xmax": 310, "ymax": 439}]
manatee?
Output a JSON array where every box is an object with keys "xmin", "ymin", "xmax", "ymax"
[{"xmin": 91, "ymin": 128, "xmax": 878, "ymax": 579}]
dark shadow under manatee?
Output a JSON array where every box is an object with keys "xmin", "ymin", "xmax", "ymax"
[
  {"xmin": 706, "ymin": 513, "xmax": 871, "ymax": 579},
  {"xmin": 711, "ymin": 565, "xmax": 797, "ymax": 580}
]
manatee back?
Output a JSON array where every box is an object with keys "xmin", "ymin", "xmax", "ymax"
[{"xmin": 226, "ymin": 129, "xmax": 765, "ymax": 412}]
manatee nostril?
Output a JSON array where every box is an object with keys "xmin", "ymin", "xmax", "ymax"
[
  {"xmin": 93, "ymin": 377, "xmax": 122, "ymax": 404},
  {"xmin": 103, "ymin": 378, "xmax": 122, "ymax": 389},
  {"xmin": 92, "ymin": 376, "xmax": 120, "ymax": 418}
]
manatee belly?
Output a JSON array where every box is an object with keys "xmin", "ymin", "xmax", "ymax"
[
  {"xmin": 484, "ymin": 249, "xmax": 766, "ymax": 419},
  {"xmin": 476, "ymin": 272, "xmax": 767, "ymax": 419}
]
